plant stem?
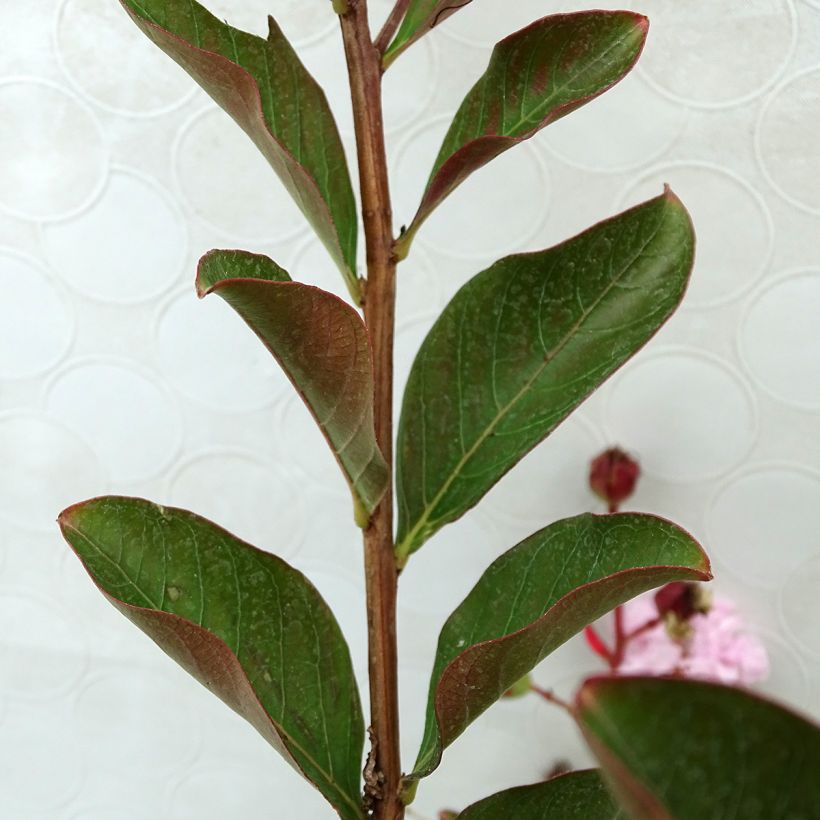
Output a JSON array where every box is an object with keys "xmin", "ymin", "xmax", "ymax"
[
  {"xmin": 531, "ymin": 685, "xmax": 576, "ymax": 717},
  {"xmin": 375, "ymin": 0, "xmax": 411, "ymax": 56},
  {"xmin": 339, "ymin": 3, "xmax": 403, "ymax": 818}
]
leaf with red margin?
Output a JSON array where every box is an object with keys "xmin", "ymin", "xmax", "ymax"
[
  {"xmin": 197, "ymin": 249, "xmax": 388, "ymax": 520},
  {"xmin": 383, "ymin": 0, "xmax": 474, "ymax": 68},
  {"xmin": 120, "ymin": 0, "xmax": 360, "ymax": 301},
  {"xmin": 397, "ymin": 12, "xmax": 648, "ymax": 254},
  {"xmin": 406, "ymin": 513, "xmax": 710, "ymax": 783},
  {"xmin": 577, "ymin": 676, "xmax": 820, "ymax": 820},
  {"xmin": 396, "ymin": 191, "xmax": 695, "ymax": 559},
  {"xmin": 58, "ymin": 497, "xmax": 366, "ymax": 820},
  {"xmin": 456, "ymin": 770, "xmax": 621, "ymax": 819}
]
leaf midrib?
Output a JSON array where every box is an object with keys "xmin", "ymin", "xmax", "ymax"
[
  {"xmin": 64, "ymin": 521, "xmax": 364, "ymax": 818},
  {"xmin": 431, "ymin": 21, "xmax": 637, "ymax": 179},
  {"xmin": 398, "ymin": 215, "xmax": 667, "ymax": 556}
]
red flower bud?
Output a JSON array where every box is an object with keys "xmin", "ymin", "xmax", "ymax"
[
  {"xmin": 589, "ymin": 447, "xmax": 640, "ymax": 511},
  {"xmin": 654, "ymin": 581, "xmax": 712, "ymax": 622}
]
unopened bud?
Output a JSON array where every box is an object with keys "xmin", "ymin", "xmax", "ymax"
[
  {"xmin": 655, "ymin": 582, "xmax": 712, "ymax": 641},
  {"xmin": 655, "ymin": 582, "xmax": 711, "ymax": 621},
  {"xmin": 438, "ymin": 812, "xmax": 458, "ymax": 820},
  {"xmin": 589, "ymin": 447, "xmax": 640, "ymax": 511}
]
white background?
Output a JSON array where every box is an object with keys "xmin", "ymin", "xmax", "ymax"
[{"xmin": 2, "ymin": 0, "xmax": 820, "ymax": 817}]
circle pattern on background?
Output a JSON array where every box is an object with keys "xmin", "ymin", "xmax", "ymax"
[
  {"xmin": 173, "ymin": 107, "xmax": 309, "ymax": 242},
  {"xmin": 0, "ymin": 413, "xmax": 103, "ymax": 532},
  {"xmin": 619, "ymin": 163, "xmax": 773, "ymax": 308},
  {"xmin": 168, "ymin": 765, "xmax": 328, "ymax": 819},
  {"xmin": 155, "ymin": 289, "xmax": 287, "ymax": 413},
  {"xmin": 207, "ymin": 0, "xmax": 337, "ymax": 46},
  {"xmin": 3, "ymin": 2, "xmax": 820, "ymax": 816},
  {"xmin": 544, "ymin": 75, "xmax": 687, "ymax": 173},
  {"xmin": 0, "ymin": 78, "xmax": 107, "ymax": 220},
  {"xmin": 740, "ymin": 269, "xmax": 820, "ymax": 408},
  {"xmin": 0, "ymin": 589, "xmax": 88, "ymax": 701},
  {"xmin": 167, "ymin": 449, "xmax": 306, "ymax": 560},
  {"xmin": 757, "ymin": 67, "xmax": 820, "ymax": 214},
  {"xmin": 481, "ymin": 414, "xmax": 602, "ymax": 531},
  {"xmin": 781, "ymin": 556, "xmax": 820, "ymax": 659},
  {"xmin": 72, "ymin": 667, "xmax": 203, "ymax": 775},
  {"xmin": 45, "ymin": 359, "xmax": 182, "ymax": 482},
  {"xmin": 440, "ymin": 0, "xmax": 568, "ymax": 48},
  {"xmin": 605, "ymin": 349, "xmax": 757, "ymax": 482},
  {"xmin": 0, "ymin": 707, "xmax": 84, "ymax": 813},
  {"xmin": 55, "ymin": 0, "xmax": 194, "ymax": 116},
  {"xmin": 0, "ymin": 250, "xmax": 74, "ymax": 379},
  {"xmin": 41, "ymin": 168, "xmax": 186, "ymax": 303},
  {"xmin": 393, "ymin": 117, "xmax": 550, "ymax": 259},
  {"xmin": 708, "ymin": 465, "xmax": 820, "ymax": 589},
  {"xmin": 634, "ymin": 0, "xmax": 796, "ymax": 108}
]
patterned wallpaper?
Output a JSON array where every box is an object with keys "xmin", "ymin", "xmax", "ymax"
[{"xmin": 2, "ymin": 0, "xmax": 819, "ymax": 817}]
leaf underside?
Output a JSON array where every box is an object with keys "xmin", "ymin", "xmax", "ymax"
[
  {"xmin": 120, "ymin": 0, "xmax": 359, "ymax": 299},
  {"xmin": 456, "ymin": 770, "xmax": 622, "ymax": 819},
  {"xmin": 578, "ymin": 676, "xmax": 820, "ymax": 820},
  {"xmin": 59, "ymin": 497, "xmax": 366, "ymax": 820},
  {"xmin": 396, "ymin": 191, "xmax": 695, "ymax": 558},
  {"xmin": 402, "ymin": 11, "xmax": 648, "ymax": 247},
  {"xmin": 197, "ymin": 250, "xmax": 388, "ymax": 518},
  {"xmin": 384, "ymin": 0, "xmax": 475, "ymax": 68},
  {"xmin": 409, "ymin": 513, "xmax": 711, "ymax": 781}
]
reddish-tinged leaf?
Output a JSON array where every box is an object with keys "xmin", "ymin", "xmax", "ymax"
[
  {"xmin": 383, "ymin": 0, "xmax": 474, "ymax": 68},
  {"xmin": 578, "ymin": 676, "xmax": 820, "ymax": 819},
  {"xmin": 121, "ymin": 0, "xmax": 360, "ymax": 301},
  {"xmin": 396, "ymin": 192, "xmax": 695, "ymax": 559},
  {"xmin": 197, "ymin": 250, "xmax": 388, "ymax": 519},
  {"xmin": 396, "ymin": 12, "xmax": 648, "ymax": 254},
  {"xmin": 407, "ymin": 513, "xmax": 710, "ymax": 782},
  {"xmin": 456, "ymin": 770, "xmax": 621, "ymax": 819},
  {"xmin": 58, "ymin": 497, "xmax": 366, "ymax": 820}
]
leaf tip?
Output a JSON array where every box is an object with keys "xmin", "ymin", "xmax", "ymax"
[
  {"xmin": 57, "ymin": 498, "xmax": 87, "ymax": 533},
  {"xmin": 194, "ymin": 250, "xmax": 220, "ymax": 299},
  {"xmin": 633, "ymin": 13, "xmax": 650, "ymax": 36}
]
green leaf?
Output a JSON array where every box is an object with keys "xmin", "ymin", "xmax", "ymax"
[
  {"xmin": 577, "ymin": 676, "xmax": 820, "ymax": 820},
  {"xmin": 383, "ymin": 0, "xmax": 475, "ymax": 69},
  {"xmin": 120, "ymin": 0, "xmax": 360, "ymax": 301},
  {"xmin": 395, "ymin": 11, "xmax": 648, "ymax": 255},
  {"xmin": 408, "ymin": 513, "xmax": 710, "ymax": 782},
  {"xmin": 59, "ymin": 497, "xmax": 366, "ymax": 820},
  {"xmin": 456, "ymin": 770, "xmax": 621, "ymax": 819},
  {"xmin": 197, "ymin": 250, "xmax": 388, "ymax": 520},
  {"xmin": 396, "ymin": 191, "xmax": 694, "ymax": 560}
]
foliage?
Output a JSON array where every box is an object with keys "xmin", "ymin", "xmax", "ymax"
[{"xmin": 58, "ymin": 2, "xmax": 820, "ymax": 819}]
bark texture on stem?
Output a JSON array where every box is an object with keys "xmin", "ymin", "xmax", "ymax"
[{"xmin": 339, "ymin": 3, "xmax": 403, "ymax": 818}]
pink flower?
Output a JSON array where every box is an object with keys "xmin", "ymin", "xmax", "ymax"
[{"xmin": 616, "ymin": 591, "xmax": 769, "ymax": 686}]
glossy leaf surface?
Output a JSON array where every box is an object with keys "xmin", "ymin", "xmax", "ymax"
[
  {"xmin": 59, "ymin": 497, "xmax": 366, "ymax": 820},
  {"xmin": 409, "ymin": 513, "xmax": 710, "ymax": 780},
  {"xmin": 578, "ymin": 676, "xmax": 820, "ymax": 819},
  {"xmin": 399, "ymin": 11, "xmax": 648, "ymax": 250},
  {"xmin": 383, "ymin": 0, "xmax": 474, "ymax": 68},
  {"xmin": 197, "ymin": 250, "xmax": 388, "ymax": 519},
  {"xmin": 121, "ymin": 0, "xmax": 359, "ymax": 299},
  {"xmin": 396, "ymin": 191, "xmax": 694, "ymax": 559},
  {"xmin": 457, "ymin": 770, "xmax": 621, "ymax": 819}
]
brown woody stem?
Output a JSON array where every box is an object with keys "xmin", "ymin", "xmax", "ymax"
[{"xmin": 339, "ymin": 2, "xmax": 403, "ymax": 818}]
